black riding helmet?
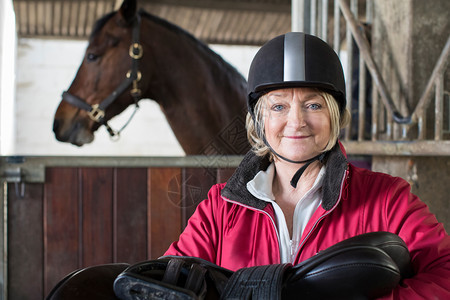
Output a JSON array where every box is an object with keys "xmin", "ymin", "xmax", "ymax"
[
  {"xmin": 247, "ymin": 32, "xmax": 346, "ymax": 119},
  {"xmin": 247, "ymin": 32, "xmax": 346, "ymax": 188}
]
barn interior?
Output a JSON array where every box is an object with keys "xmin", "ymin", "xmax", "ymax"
[{"xmin": 0, "ymin": 0, "xmax": 449, "ymax": 299}]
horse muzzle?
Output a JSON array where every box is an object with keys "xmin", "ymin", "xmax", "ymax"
[{"xmin": 53, "ymin": 118, "xmax": 95, "ymax": 146}]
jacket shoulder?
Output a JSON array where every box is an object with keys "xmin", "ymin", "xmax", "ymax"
[
  {"xmin": 202, "ymin": 182, "xmax": 241, "ymax": 214},
  {"xmin": 349, "ymin": 164, "xmax": 409, "ymax": 187}
]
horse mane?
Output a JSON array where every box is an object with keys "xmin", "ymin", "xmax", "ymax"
[{"xmin": 138, "ymin": 9, "xmax": 247, "ymax": 83}]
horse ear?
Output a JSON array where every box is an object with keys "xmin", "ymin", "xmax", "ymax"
[{"xmin": 118, "ymin": 0, "xmax": 137, "ymax": 24}]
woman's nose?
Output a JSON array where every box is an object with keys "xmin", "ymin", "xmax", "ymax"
[{"xmin": 287, "ymin": 105, "xmax": 306, "ymax": 127}]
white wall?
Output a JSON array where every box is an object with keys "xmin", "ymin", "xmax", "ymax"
[
  {"xmin": 14, "ymin": 38, "xmax": 258, "ymax": 156},
  {"xmin": 0, "ymin": 0, "xmax": 17, "ymax": 155}
]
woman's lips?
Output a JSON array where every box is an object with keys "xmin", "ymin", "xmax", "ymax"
[{"xmin": 284, "ymin": 135, "xmax": 310, "ymax": 139}]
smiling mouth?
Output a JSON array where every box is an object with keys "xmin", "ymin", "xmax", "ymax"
[{"xmin": 284, "ymin": 135, "xmax": 309, "ymax": 139}]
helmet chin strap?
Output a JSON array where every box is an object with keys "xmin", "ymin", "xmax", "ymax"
[{"xmin": 262, "ymin": 135, "xmax": 327, "ymax": 188}]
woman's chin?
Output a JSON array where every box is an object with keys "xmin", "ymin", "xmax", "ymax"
[{"xmin": 275, "ymin": 149, "xmax": 321, "ymax": 162}]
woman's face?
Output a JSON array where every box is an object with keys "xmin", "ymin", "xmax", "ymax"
[{"xmin": 263, "ymin": 87, "xmax": 331, "ymax": 162}]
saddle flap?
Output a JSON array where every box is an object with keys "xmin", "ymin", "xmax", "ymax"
[{"xmin": 284, "ymin": 245, "xmax": 401, "ymax": 299}]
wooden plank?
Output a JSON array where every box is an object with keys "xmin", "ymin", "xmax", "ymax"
[
  {"xmin": 8, "ymin": 183, "xmax": 44, "ymax": 299},
  {"xmin": 181, "ymin": 168, "xmax": 216, "ymax": 228},
  {"xmin": 80, "ymin": 167, "xmax": 114, "ymax": 267},
  {"xmin": 114, "ymin": 168, "xmax": 148, "ymax": 263},
  {"xmin": 148, "ymin": 168, "xmax": 182, "ymax": 259},
  {"xmin": 43, "ymin": 167, "xmax": 80, "ymax": 297}
]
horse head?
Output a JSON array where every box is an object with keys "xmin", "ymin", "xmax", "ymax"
[
  {"xmin": 53, "ymin": 0, "xmax": 144, "ymax": 146},
  {"xmin": 53, "ymin": 0, "xmax": 249, "ymax": 154}
]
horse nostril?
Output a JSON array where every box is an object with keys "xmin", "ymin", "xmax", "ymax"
[{"xmin": 53, "ymin": 119, "xmax": 60, "ymax": 133}]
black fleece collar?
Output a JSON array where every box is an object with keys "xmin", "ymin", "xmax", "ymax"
[{"xmin": 221, "ymin": 143, "xmax": 348, "ymax": 211}]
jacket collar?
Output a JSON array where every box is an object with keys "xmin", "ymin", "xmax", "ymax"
[{"xmin": 221, "ymin": 142, "xmax": 348, "ymax": 211}]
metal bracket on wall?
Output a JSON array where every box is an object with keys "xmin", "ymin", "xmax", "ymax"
[
  {"xmin": 4, "ymin": 167, "xmax": 25, "ymax": 198},
  {"xmin": 0, "ymin": 156, "xmax": 45, "ymax": 198}
]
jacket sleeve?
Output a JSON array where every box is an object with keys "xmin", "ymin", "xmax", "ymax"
[
  {"xmin": 163, "ymin": 184, "xmax": 223, "ymax": 264},
  {"xmin": 379, "ymin": 177, "xmax": 450, "ymax": 299}
]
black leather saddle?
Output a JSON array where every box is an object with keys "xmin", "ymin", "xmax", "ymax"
[
  {"xmin": 114, "ymin": 256, "xmax": 234, "ymax": 299},
  {"xmin": 46, "ymin": 263, "xmax": 129, "ymax": 300},
  {"xmin": 46, "ymin": 232, "xmax": 414, "ymax": 300},
  {"xmin": 223, "ymin": 231, "xmax": 414, "ymax": 299},
  {"xmin": 113, "ymin": 232, "xmax": 413, "ymax": 300}
]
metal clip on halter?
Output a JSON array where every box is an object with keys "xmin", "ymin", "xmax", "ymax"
[
  {"xmin": 127, "ymin": 70, "xmax": 142, "ymax": 98},
  {"xmin": 87, "ymin": 104, "xmax": 105, "ymax": 122}
]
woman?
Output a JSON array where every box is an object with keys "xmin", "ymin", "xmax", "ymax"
[{"xmin": 164, "ymin": 32, "xmax": 450, "ymax": 298}]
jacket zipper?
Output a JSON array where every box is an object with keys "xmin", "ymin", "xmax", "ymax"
[{"xmin": 294, "ymin": 167, "xmax": 349, "ymax": 261}]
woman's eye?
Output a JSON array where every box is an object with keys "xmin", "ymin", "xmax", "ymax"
[
  {"xmin": 308, "ymin": 103, "xmax": 322, "ymax": 110},
  {"xmin": 271, "ymin": 104, "xmax": 285, "ymax": 112},
  {"xmin": 86, "ymin": 53, "xmax": 99, "ymax": 62}
]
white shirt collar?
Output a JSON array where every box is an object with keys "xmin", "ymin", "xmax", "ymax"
[{"xmin": 246, "ymin": 163, "xmax": 276, "ymax": 202}]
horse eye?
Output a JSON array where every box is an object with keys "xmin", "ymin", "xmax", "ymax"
[{"xmin": 86, "ymin": 53, "xmax": 99, "ymax": 62}]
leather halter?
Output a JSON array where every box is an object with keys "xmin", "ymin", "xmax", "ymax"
[{"xmin": 61, "ymin": 14, "xmax": 143, "ymax": 138}]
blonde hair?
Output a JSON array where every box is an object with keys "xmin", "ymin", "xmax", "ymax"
[{"xmin": 246, "ymin": 90, "xmax": 351, "ymax": 158}]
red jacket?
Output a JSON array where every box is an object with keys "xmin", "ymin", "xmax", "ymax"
[{"xmin": 165, "ymin": 145, "xmax": 450, "ymax": 298}]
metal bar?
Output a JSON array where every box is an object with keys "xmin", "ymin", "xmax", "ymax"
[
  {"xmin": 435, "ymin": 74, "xmax": 444, "ymax": 140},
  {"xmin": 310, "ymin": 0, "xmax": 317, "ymax": 35},
  {"xmin": 333, "ymin": 0, "xmax": 340, "ymax": 53},
  {"xmin": 365, "ymin": 0, "xmax": 374, "ymax": 141},
  {"xmin": 344, "ymin": 0, "xmax": 356, "ymax": 140},
  {"xmin": 0, "ymin": 182, "xmax": 7, "ymax": 300},
  {"xmin": 366, "ymin": 0, "xmax": 373, "ymax": 24},
  {"xmin": 386, "ymin": 109, "xmax": 394, "ymax": 141},
  {"xmin": 371, "ymin": 81, "xmax": 378, "ymax": 141},
  {"xmin": 379, "ymin": 53, "xmax": 388, "ymax": 138},
  {"xmin": 418, "ymin": 115, "xmax": 425, "ymax": 140},
  {"xmin": 358, "ymin": 52, "xmax": 366, "ymax": 141},
  {"xmin": 292, "ymin": 0, "xmax": 310, "ymax": 32},
  {"xmin": 447, "ymin": 92, "xmax": 450, "ymax": 134},
  {"xmin": 413, "ymin": 35, "xmax": 450, "ymax": 121},
  {"xmin": 321, "ymin": 0, "xmax": 328, "ymax": 41},
  {"xmin": 386, "ymin": 110, "xmax": 393, "ymax": 140},
  {"xmin": 316, "ymin": 0, "xmax": 321, "ymax": 38},
  {"xmin": 338, "ymin": 0, "xmax": 411, "ymax": 124}
]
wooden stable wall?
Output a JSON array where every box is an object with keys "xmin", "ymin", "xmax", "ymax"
[{"xmin": 7, "ymin": 165, "xmax": 235, "ymax": 299}]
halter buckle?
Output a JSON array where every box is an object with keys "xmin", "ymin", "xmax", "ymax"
[
  {"xmin": 129, "ymin": 43, "xmax": 143, "ymax": 59},
  {"xmin": 88, "ymin": 104, "xmax": 105, "ymax": 122},
  {"xmin": 126, "ymin": 70, "xmax": 142, "ymax": 81}
]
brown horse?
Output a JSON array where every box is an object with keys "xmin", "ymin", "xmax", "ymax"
[{"xmin": 53, "ymin": 0, "xmax": 249, "ymax": 155}]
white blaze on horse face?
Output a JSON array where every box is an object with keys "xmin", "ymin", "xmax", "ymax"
[{"xmin": 263, "ymin": 87, "xmax": 331, "ymax": 162}]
